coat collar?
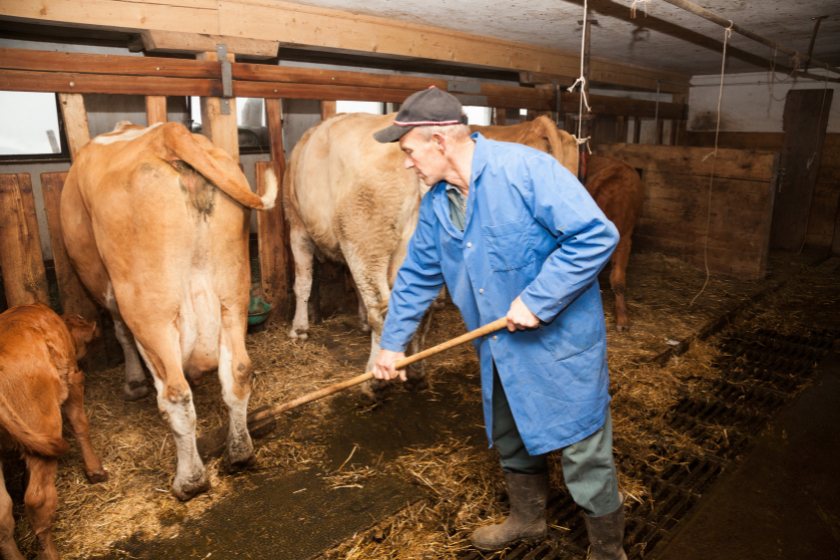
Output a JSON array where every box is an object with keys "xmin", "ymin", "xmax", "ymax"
[{"xmin": 431, "ymin": 133, "xmax": 488, "ymax": 240}]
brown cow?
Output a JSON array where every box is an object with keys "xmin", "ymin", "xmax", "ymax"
[
  {"xmin": 284, "ymin": 113, "xmax": 433, "ymax": 396},
  {"xmin": 61, "ymin": 121, "xmax": 277, "ymax": 499},
  {"xmin": 473, "ymin": 117, "xmax": 644, "ymax": 331},
  {"xmin": 0, "ymin": 303, "xmax": 107, "ymax": 560}
]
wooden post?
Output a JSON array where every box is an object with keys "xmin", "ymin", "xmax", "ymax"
[
  {"xmin": 0, "ymin": 174, "xmax": 49, "ymax": 307},
  {"xmin": 145, "ymin": 96, "xmax": 167, "ymax": 126},
  {"xmin": 616, "ymin": 116, "xmax": 627, "ymax": 143},
  {"xmin": 58, "ymin": 93, "xmax": 91, "ymax": 157},
  {"xmin": 198, "ymin": 50, "xmax": 239, "ymax": 161},
  {"xmin": 493, "ymin": 107, "xmax": 507, "ymax": 126},
  {"xmin": 41, "ymin": 172, "xmax": 108, "ymax": 371},
  {"xmin": 265, "ymin": 98, "xmax": 294, "ymax": 306},
  {"xmin": 255, "ymin": 161, "xmax": 288, "ymax": 321},
  {"xmin": 832, "ymin": 201, "xmax": 840, "ymax": 257},
  {"xmin": 656, "ymin": 118, "xmax": 665, "ymax": 145},
  {"xmin": 674, "ymin": 93, "xmax": 688, "ymax": 146},
  {"xmin": 321, "ymin": 100, "xmax": 337, "ymax": 121},
  {"xmin": 633, "ymin": 117, "xmax": 642, "ymax": 144}
]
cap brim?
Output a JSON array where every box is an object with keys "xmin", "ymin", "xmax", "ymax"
[{"xmin": 373, "ymin": 124, "xmax": 415, "ymax": 143}]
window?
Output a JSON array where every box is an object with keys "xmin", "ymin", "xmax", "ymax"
[
  {"xmin": 336, "ymin": 101, "xmax": 385, "ymax": 115},
  {"xmin": 462, "ymin": 106, "xmax": 492, "ymax": 126},
  {"xmin": 0, "ymin": 92, "xmax": 67, "ymax": 159},
  {"xmin": 189, "ymin": 96, "xmax": 270, "ymax": 153}
]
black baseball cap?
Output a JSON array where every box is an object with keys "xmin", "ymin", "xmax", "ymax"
[{"xmin": 374, "ymin": 86, "xmax": 468, "ymax": 143}]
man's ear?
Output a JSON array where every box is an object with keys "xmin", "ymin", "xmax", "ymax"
[{"xmin": 433, "ymin": 131, "xmax": 447, "ymax": 152}]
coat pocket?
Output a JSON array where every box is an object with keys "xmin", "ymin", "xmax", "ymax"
[{"xmin": 482, "ymin": 218, "xmax": 536, "ymax": 272}]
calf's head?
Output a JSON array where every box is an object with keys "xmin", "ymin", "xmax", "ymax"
[{"xmin": 62, "ymin": 314, "xmax": 98, "ymax": 360}]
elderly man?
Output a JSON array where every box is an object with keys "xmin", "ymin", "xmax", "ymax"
[{"xmin": 371, "ymin": 86, "xmax": 626, "ymax": 558}]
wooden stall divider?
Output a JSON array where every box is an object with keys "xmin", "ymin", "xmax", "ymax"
[
  {"xmin": 0, "ymin": 174, "xmax": 49, "ymax": 307},
  {"xmin": 633, "ymin": 117, "xmax": 641, "ymax": 144},
  {"xmin": 255, "ymin": 161, "xmax": 288, "ymax": 321},
  {"xmin": 265, "ymin": 98, "xmax": 294, "ymax": 307},
  {"xmin": 197, "ymin": 50, "xmax": 239, "ymax": 162},
  {"xmin": 597, "ymin": 143, "xmax": 777, "ymax": 280},
  {"xmin": 40, "ymin": 172, "xmax": 108, "ymax": 372},
  {"xmin": 320, "ymin": 100, "xmax": 337, "ymax": 121},
  {"xmin": 58, "ymin": 93, "xmax": 91, "ymax": 156},
  {"xmin": 145, "ymin": 95, "xmax": 167, "ymax": 125}
]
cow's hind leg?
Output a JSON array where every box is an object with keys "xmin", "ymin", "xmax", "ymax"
[
  {"xmin": 23, "ymin": 455, "xmax": 59, "ymax": 560},
  {"xmin": 610, "ymin": 235, "xmax": 633, "ymax": 332},
  {"xmin": 0, "ymin": 460, "xmax": 25, "ymax": 560},
  {"xmin": 289, "ymin": 226, "xmax": 316, "ymax": 341},
  {"xmin": 62, "ymin": 366, "xmax": 109, "ymax": 483},
  {"xmin": 106, "ymin": 292, "xmax": 149, "ymax": 401},
  {"xmin": 405, "ymin": 306, "xmax": 436, "ymax": 391},
  {"xmin": 218, "ymin": 320, "xmax": 255, "ymax": 470},
  {"xmin": 135, "ymin": 334, "xmax": 209, "ymax": 500}
]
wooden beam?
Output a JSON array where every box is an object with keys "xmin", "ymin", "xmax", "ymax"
[
  {"xmin": 255, "ymin": 161, "xmax": 288, "ymax": 321},
  {"xmin": 633, "ymin": 117, "xmax": 641, "ymax": 144},
  {"xmin": 265, "ymin": 99, "xmax": 286, "ymax": 168},
  {"xmin": 145, "ymin": 95, "xmax": 167, "ymax": 126},
  {"xmin": 41, "ymin": 171, "xmax": 108, "ymax": 371},
  {"xmin": 141, "ymin": 29, "xmax": 278, "ymax": 58},
  {"xmin": 3, "ymin": 69, "xmax": 221, "ymax": 97},
  {"xmin": 519, "ymin": 71, "xmax": 576, "ymax": 88},
  {"xmin": 57, "ymin": 93, "xmax": 90, "ymax": 158},
  {"xmin": 0, "ymin": 174, "xmax": 49, "ymax": 307},
  {"xmin": 0, "ymin": 47, "xmax": 220, "ymax": 79},
  {"xmin": 197, "ymin": 50, "xmax": 239, "ymax": 161},
  {"xmin": 2, "ymin": 0, "xmax": 689, "ymax": 93},
  {"xmin": 321, "ymin": 100, "xmax": 336, "ymax": 121}
]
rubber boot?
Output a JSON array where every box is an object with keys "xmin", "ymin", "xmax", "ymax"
[
  {"xmin": 470, "ymin": 472, "xmax": 549, "ymax": 551},
  {"xmin": 583, "ymin": 494, "xmax": 627, "ymax": 560}
]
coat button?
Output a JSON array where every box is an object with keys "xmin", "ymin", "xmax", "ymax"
[
  {"xmin": 479, "ymin": 289, "xmax": 484, "ymax": 294},
  {"xmin": 466, "ymin": 242, "xmax": 472, "ymax": 248},
  {"xmin": 492, "ymin": 335, "xmax": 497, "ymax": 340}
]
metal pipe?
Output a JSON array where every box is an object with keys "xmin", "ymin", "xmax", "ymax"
[{"xmin": 657, "ymin": 0, "xmax": 840, "ymax": 77}]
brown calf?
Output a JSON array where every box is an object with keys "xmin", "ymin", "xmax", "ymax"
[{"xmin": 0, "ymin": 303, "xmax": 107, "ymax": 560}]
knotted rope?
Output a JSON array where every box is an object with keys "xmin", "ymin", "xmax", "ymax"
[{"xmin": 569, "ymin": 0, "xmax": 593, "ymax": 158}]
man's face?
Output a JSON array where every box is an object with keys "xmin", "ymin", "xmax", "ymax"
[{"xmin": 399, "ymin": 128, "xmax": 448, "ymax": 186}]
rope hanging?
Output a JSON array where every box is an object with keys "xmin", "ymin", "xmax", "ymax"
[
  {"xmin": 690, "ymin": 22, "xmax": 733, "ymax": 307},
  {"xmin": 630, "ymin": 0, "xmax": 650, "ymax": 19},
  {"xmin": 568, "ymin": 0, "xmax": 592, "ymax": 156}
]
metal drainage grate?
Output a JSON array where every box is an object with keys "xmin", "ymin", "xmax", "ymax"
[{"xmin": 459, "ymin": 329, "xmax": 837, "ymax": 560}]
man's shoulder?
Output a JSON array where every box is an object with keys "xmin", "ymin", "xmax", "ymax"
[{"xmin": 482, "ymin": 137, "xmax": 559, "ymax": 168}]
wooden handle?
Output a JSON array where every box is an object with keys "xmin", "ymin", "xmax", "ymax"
[{"xmin": 248, "ymin": 316, "xmax": 508, "ymax": 424}]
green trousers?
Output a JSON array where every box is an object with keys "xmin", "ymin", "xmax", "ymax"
[{"xmin": 492, "ymin": 365, "xmax": 621, "ymax": 517}]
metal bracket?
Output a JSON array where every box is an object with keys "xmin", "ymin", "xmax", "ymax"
[
  {"xmin": 217, "ymin": 44, "xmax": 233, "ymax": 115},
  {"xmin": 448, "ymin": 81, "xmax": 481, "ymax": 94},
  {"xmin": 452, "ymin": 94, "xmax": 488, "ymax": 107}
]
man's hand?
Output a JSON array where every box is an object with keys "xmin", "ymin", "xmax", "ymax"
[
  {"xmin": 372, "ymin": 348, "xmax": 407, "ymax": 382},
  {"xmin": 507, "ymin": 296, "xmax": 540, "ymax": 332}
]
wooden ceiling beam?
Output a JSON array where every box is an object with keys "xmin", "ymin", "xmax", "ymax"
[{"xmin": 1, "ymin": 0, "xmax": 689, "ymax": 93}]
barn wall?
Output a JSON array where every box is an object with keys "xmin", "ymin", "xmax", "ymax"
[{"xmin": 688, "ymin": 70, "xmax": 839, "ymax": 134}]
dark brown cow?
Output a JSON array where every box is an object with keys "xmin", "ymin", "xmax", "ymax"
[
  {"xmin": 0, "ymin": 303, "xmax": 107, "ymax": 560},
  {"xmin": 473, "ymin": 117, "xmax": 644, "ymax": 331}
]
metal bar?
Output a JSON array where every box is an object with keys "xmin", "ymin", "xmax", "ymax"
[
  {"xmin": 657, "ymin": 0, "xmax": 840, "ymax": 76},
  {"xmin": 653, "ymin": 80, "xmax": 660, "ymax": 145}
]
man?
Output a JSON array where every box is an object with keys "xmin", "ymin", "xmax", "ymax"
[{"xmin": 371, "ymin": 86, "xmax": 626, "ymax": 559}]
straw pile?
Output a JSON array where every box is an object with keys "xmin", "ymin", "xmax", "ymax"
[{"xmin": 4, "ymin": 249, "xmax": 834, "ymax": 559}]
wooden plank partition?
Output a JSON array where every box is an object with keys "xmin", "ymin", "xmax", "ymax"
[
  {"xmin": 596, "ymin": 144, "xmax": 778, "ymax": 280},
  {"xmin": 0, "ymin": 174, "xmax": 49, "ymax": 307},
  {"xmin": 255, "ymin": 161, "xmax": 288, "ymax": 321}
]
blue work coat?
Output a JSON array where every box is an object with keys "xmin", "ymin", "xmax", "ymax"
[{"xmin": 379, "ymin": 133, "xmax": 619, "ymax": 455}]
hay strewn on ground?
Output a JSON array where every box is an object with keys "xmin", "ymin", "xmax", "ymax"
[{"xmin": 5, "ymin": 250, "xmax": 834, "ymax": 559}]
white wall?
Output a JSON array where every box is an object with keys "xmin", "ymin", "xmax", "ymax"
[{"xmin": 688, "ymin": 69, "xmax": 839, "ymax": 133}]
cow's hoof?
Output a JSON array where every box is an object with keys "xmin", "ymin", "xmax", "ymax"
[
  {"xmin": 172, "ymin": 471, "xmax": 210, "ymax": 501},
  {"xmin": 123, "ymin": 381, "xmax": 150, "ymax": 401},
  {"xmin": 615, "ymin": 322, "xmax": 630, "ymax": 333},
  {"xmin": 227, "ymin": 451, "xmax": 257, "ymax": 472},
  {"xmin": 86, "ymin": 468, "xmax": 109, "ymax": 484},
  {"xmin": 359, "ymin": 323, "xmax": 371, "ymax": 333},
  {"xmin": 406, "ymin": 377, "xmax": 430, "ymax": 392},
  {"xmin": 288, "ymin": 328, "xmax": 309, "ymax": 341}
]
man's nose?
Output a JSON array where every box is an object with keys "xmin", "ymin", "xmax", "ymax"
[{"xmin": 404, "ymin": 156, "xmax": 414, "ymax": 170}]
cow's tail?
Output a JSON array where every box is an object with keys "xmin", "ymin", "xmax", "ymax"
[
  {"xmin": 0, "ymin": 391, "xmax": 69, "ymax": 457},
  {"xmin": 163, "ymin": 123, "xmax": 277, "ymax": 210},
  {"xmin": 532, "ymin": 116, "xmax": 579, "ymax": 178}
]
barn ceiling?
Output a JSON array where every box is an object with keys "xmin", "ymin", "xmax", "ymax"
[{"xmin": 279, "ymin": 0, "xmax": 840, "ymax": 77}]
